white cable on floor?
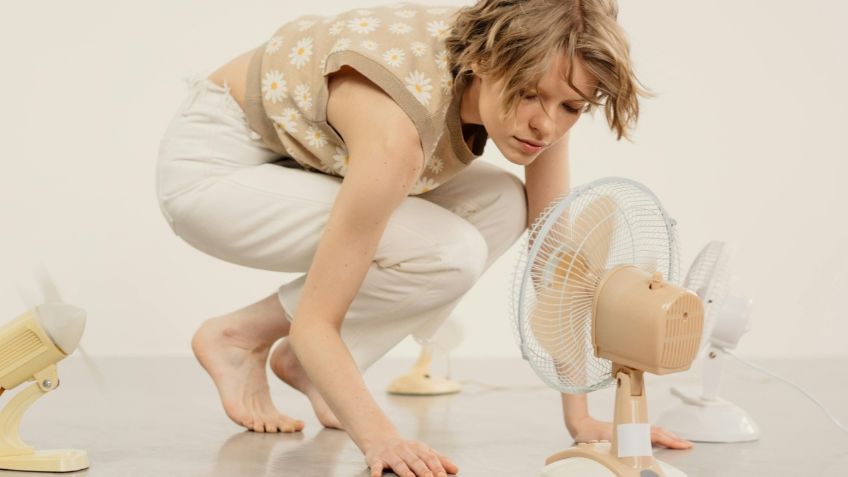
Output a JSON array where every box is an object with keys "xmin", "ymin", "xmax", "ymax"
[
  {"xmin": 723, "ymin": 349, "xmax": 848, "ymax": 434},
  {"xmin": 458, "ymin": 379, "xmax": 547, "ymax": 392}
]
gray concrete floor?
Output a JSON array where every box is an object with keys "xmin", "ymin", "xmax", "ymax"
[{"xmin": 2, "ymin": 355, "xmax": 847, "ymax": 476}]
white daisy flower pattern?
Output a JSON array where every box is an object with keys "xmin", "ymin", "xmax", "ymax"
[
  {"xmin": 261, "ymin": 70, "xmax": 287, "ymax": 103},
  {"xmin": 294, "ymin": 84, "xmax": 313, "ymax": 111},
  {"xmin": 330, "ymin": 38, "xmax": 352, "ymax": 53},
  {"xmin": 389, "ymin": 22, "xmax": 412, "ymax": 35},
  {"xmin": 332, "ymin": 146, "xmax": 349, "ymax": 174},
  {"xmin": 405, "ymin": 71, "xmax": 432, "ymax": 105},
  {"xmin": 360, "ymin": 39, "xmax": 378, "ymax": 51},
  {"xmin": 329, "ymin": 20, "xmax": 345, "ymax": 36},
  {"xmin": 440, "ymin": 74, "xmax": 454, "ymax": 94},
  {"xmin": 426, "ymin": 20, "xmax": 449, "ymax": 38},
  {"xmin": 265, "ymin": 36, "xmax": 283, "ymax": 54},
  {"xmin": 271, "ymin": 108, "xmax": 301, "ymax": 134},
  {"xmin": 413, "ymin": 177, "xmax": 439, "ymax": 194},
  {"xmin": 348, "ymin": 17, "xmax": 380, "ymax": 34},
  {"xmin": 435, "ymin": 50, "xmax": 449, "ymax": 70},
  {"xmin": 383, "ymin": 48, "xmax": 406, "ymax": 68},
  {"xmin": 410, "ymin": 41, "xmax": 427, "ymax": 57},
  {"xmin": 305, "ymin": 127, "xmax": 328, "ymax": 149},
  {"xmin": 260, "ymin": 7, "xmax": 468, "ymax": 182},
  {"xmin": 428, "ymin": 156, "xmax": 445, "ymax": 174},
  {"xmin": 288, "ymin": 38, "xmax": 313, "ymax": 69}
]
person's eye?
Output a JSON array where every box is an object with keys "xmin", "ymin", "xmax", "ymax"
[
  {"xmin": 562, "ymin": 103, "xmax": 582, "ymax": 114},
  {"xmin": 521, "ymin": 91, "xmax": 538, "ymax": 101}
]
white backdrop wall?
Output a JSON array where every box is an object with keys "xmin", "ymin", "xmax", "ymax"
[{"xmin": 0, "ymin": 1, "xmax": 845, "ymax": 358}]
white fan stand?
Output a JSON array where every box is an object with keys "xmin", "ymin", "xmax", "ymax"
[
  {"xmin": 658, "ymin": 294, "xmax": 759, "ymax": 442},
  {"xmin": 658, "ymin": 389, "xmax": 760, "ymax": 443}
]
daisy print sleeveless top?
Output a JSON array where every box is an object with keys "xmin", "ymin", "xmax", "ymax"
[{"xmin": 242, "ymin": 3, "xmax": 488, "ymax": 195}]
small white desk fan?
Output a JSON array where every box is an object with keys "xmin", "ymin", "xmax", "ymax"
[
  {"xmin": 0, "ymin": 267, "xmax": 89, "ymax": 472},
  {"xmin": 511, "ymin": 177, "xmax": 704, "ymax": 477},
  {"xmin": 656, "ymin": 241, "xmax": 759, "ymax": 442}
]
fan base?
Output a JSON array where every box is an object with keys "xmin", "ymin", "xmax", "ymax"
[
  {"xmin": 0, "ymin": 449, "xmax": 89, "ymax": 472},
  {"xmin": 386, "ymin": 372, "xmax": 461, "ymax": 396},
  {"xmin": 542, "ymin": 442, "xmax": 686, "ymax": 477},
  {"xmin": 542, "ymin": 456, "xmax": 685, "ymax": 477},
  {"xmin": 655, "ymin": 385, "xmax": 760, "ymax": 442}
]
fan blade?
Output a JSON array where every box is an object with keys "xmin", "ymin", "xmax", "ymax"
[
  {"xmin": 572, "ymin": 195, "xmax": 617, "ymax": 278},
  {"xmin": 34, "ymin": 263, "xmax": 64, "ymax": 303},
  {"xmin": 527, "ymin": 197, "xmax": 616, "ymax": 388},
  {"xmin": 15, "ymin": 262, "xmax": 65, "ymax": 311},
  {"xmin": 428, "ymin": 318, "xmax": 464, "ymax": 353},
  {"xmin": 530, "ymin": 279, "xmax": 590, "ymax": 387},
  {"xmin": 36, "ymin": 302, "xmax": 86, "ymax": 354},
  {"xmin": 16, "ymin": 281, "xmax": 42, "ymax": 311},
  {"xmin": 75, "ymin": 344, "xmax": 108, "ymax": 390},
  {"xmin": 529, "ymin": 236, "xmax": 593, "ymax": 387}
]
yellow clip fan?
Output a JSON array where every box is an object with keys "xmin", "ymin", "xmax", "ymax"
[{"xmin": 0, "ymin": 266, "xmax": 89, "ymax": 472}]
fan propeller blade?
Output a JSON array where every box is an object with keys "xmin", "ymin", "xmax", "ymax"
[
  {"xmin": 13, "ymin": 262, "xmax": 107, "ymax": 389},
  {"xmin": 529, "ymin": 196, "xmax": 618, "ymax": 387},
  {"xmin": 35, "ymin": 303, "xmax": 86, "ymax": 355},
  {"xmin": 573, "ymin": 195, "xmax": 617, "ymax": 278}
]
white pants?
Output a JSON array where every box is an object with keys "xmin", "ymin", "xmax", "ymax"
[{"xmin": 156, "ymin": 77, "xmax": 527, "ymax": 370}]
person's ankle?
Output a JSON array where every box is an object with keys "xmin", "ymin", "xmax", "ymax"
[{"xmin": 207, "ymin": 316, "xmax": 277, "ymax": 351}]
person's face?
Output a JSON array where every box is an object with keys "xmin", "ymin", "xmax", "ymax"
[{"xmin": 472, "ymin": 52, "xmax": 597, "ymax": 166}]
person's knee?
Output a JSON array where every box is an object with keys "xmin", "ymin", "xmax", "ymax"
[
  {"xmin": 482, "ymin": 170, "xmax": 528, "ymax": 258},
  {"xmin": 498, "ymin": 171, "xmax": 528, "ymax": 238},
  {"xmin": 437, "ymin": 221, "xmax": 489, "ymax": 294}
]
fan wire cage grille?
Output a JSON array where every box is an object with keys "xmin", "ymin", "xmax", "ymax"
[
  {"xmin": 684, "ymin": 241, "xmax": 731, "ymax": 353},
  {"xmin": 510, "ymin": 178, "xmax": 680, "ymax": 393}
]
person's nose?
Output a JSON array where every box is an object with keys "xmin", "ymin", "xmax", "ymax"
[{"xmin": 528, "ymin": 106, "xmax": 555, "ymax": 141}]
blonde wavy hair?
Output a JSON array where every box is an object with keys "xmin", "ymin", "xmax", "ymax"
[{"xmin": 445, "ymin": 0, "xmax": 647, "ymax": 140}]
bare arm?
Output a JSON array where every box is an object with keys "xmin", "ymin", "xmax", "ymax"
[{"xmin": 287, "ymin": 68, "xmax": 457, "ymax": 476}]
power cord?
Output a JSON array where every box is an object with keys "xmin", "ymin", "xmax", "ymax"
[
  {"xmin": 456, "ymin": 379, "xmax": 547, "ymax": 392},
  {"xmin": 723, "ymin": 349, "xmax": 848, "ymax": 434}
]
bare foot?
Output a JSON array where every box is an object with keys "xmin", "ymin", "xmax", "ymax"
[
  {"xmin": 192, "ymin": 317, "xmax": 305, "ymax": 433},
  {"xmin": 270, "ymin": 339, "xmax": 343, "ymax": 430}
]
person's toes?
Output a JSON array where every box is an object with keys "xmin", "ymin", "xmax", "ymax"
[
  {"xmin": 265, "ymin": 420, "xmax": 278, "ymax": 433},
  {"xmin": 240, "ymin": 418, "xmax": 250, "ymax": 431}
]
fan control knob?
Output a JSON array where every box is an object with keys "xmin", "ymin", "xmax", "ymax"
[{"xmin": 649, "ymin": 272, "xmax": 665, "ymax": 290}]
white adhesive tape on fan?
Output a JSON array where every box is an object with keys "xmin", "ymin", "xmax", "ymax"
[{"xmin": 616, "ymin": 423, "xmax": 653, "ymax": 457}]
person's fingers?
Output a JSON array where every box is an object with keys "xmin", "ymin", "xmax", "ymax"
[
  {"xmin": 370, "ymin": 460, "xmax": 384, "ymax": 477},
  {"xmin": 652, "ymin": 427, "xmax": 693, "ymax": 449},
  {"xmin": 420, "ymin": 452, "xmax": 446, "ymax": 477},
  {"xmin": 399, "ymin": 448, "xmax": 433, "ymax": 477},
  {"xmin": 409, "ymin": 442, "xmax": 445, "ymax": 476},
  {"xmin": 389, "ymin": 459, "xmax": 414, "ymax": 477},
  {"xmin": 436, "ymin": 451, "xmax": 458, "ymax": 475}
]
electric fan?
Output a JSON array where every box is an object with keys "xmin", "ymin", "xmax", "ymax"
[
  {"xmin": 0, "ymin": 266, "xmax": 89, "ymax": 472},
  {"xmin": 511, "ymin": 177, "xmax": 704, "ymax": 477},
  {"xmin": 656, "ymin": 241, "xmax": 759, "ymax": 442},
  {"xmin": 387, "ymin": 318, "xmax": 463, "ymax": 395}
]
